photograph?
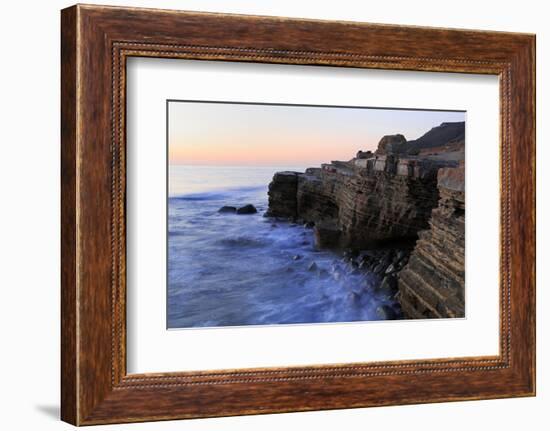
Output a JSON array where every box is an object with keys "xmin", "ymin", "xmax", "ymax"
[{"xmin": 167, "ymin": 101, "xmax": 466, "ymax": 328}]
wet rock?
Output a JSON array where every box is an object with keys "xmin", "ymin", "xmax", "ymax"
[
  {"xmin": 307, "ymin": 262, "xmax": 318, "ymax": 272},
  {"xmin": 236, "ymin": 204, "xmax": 257, "ymax": 214},
  {"xmin": 304, "ymin": 221, "xmax": 315, "ymax": 228},
  {"xmin": 218, "ymin": 206, "xmax": 237, "ymax": 213},
  {"xmin": 343, "ymin": 249, "xmax": 360, "ymax": 259},
  {"xmin": 385, "ymin": 264, "xmax": 397, "ymax": 275},
  {"xmin": 293, "ymin": 254, "xmax": 302, "ymax": 261},
  {"xmin": 373, "ymin": 261, "xmax": 388, "ymax": 276},
  {"xmin": 378, "ymin": 275, "xmax": 398, "ymax": 299},
  {"xmin": 376, "ymin": 305, "xmax": 397, "ymax": 320},
  {"xmin": 313, "ymin": 221, "xmax": 341, "ymax": 249},
  {"xmin": 359, "ymin": 255, "xmax": 374, "ymax": 271},
  {"xmin": 358, "ymin": 260, "xmax": 371, "ymax": 271},
  {"xmin": 395, "ymin": 258, "xmax": 408, "ymax": 270},
  {"xmin": 395, "ymin": 249, "xmax": 407, "ymax": 262},
  {"xmin": 391, "ymin": 304, "xmax": 404, "ymax": 319}
]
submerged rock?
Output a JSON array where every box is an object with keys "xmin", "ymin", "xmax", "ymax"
[
  {"xmin": 307, "ymin": 262, "xmax": 318, "ymax": 272},
  {"xmin": 236, "ymin": 204, "xmax": 257, "ymax": 214},
  {"xmin": 218, "ymin": 206, "xmax": 237, "ymax": 213}
]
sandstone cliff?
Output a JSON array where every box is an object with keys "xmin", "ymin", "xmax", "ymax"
[
  {"xmin": 397, "ymin": 163, "xmax": 465, "ymax": 318},
  {"xmin": 266, "ymin": 121, "xmax": 466, "ymax": 319}
]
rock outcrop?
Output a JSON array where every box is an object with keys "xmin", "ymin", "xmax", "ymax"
[
  {"xmin": 268, "ymin": 155, "xmax": 457, "ymax": 249},
  {"xmin": 314, "ymin": 158, "xmax": 454, "ymax": 248},
  {"xmin": 266, "ymin": 121, "xmax": 466, "ymax": 319},
  {"xmin": 236, "ymin": 204, "xmax": 258, "ymax": 214},
  {"xmin": 375, "ymin": 134, "xmax": 407, "ymax": 154},
  {"xmin": 218, "ymin": 205, "xmax": 237, "ymax": 213},
  {"xmin": 266, "ymin": 171, "xmax": 300, "ymax": 219},
  {"xmin": 397, "ymin": 163, "xmax": 465, "ymax": 318}
]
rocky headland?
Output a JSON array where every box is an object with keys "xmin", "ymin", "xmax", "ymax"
[{"xmin": 266, "ymin": 121, "xmax": 466, "ymax": 319}]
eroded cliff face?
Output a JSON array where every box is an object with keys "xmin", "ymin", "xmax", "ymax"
[
  {"xmin": 397, "ymin": 163, "xmax": 465, "ymax": 318},
  {"xmin": 266, "ymin": 121, "xmax": 466, "ymax": 319},
  {"xmin": 268, "ymin": 156, "xmax": 456, "ymax": 249},
  {"xmin": 266, "ymin": 171, "xmax": 300, "ymax": 219}
]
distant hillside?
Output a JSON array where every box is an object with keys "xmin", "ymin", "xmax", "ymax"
[
  {"xmin": 406, "ymin": 121, "xmax": 465, "ymax": 152},
  {"xmin": 375, "ymin": 121, "xmax": 465, "ymax": 156}
]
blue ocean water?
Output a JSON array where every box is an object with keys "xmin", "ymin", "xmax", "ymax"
[{"xmin": 167, "ymin": 165, "xmax": 395, "ymax": 329}]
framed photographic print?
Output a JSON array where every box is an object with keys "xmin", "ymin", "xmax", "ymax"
[{"xmin": 61, "ymin": 4, "xmax": 536, "ymax": 425}]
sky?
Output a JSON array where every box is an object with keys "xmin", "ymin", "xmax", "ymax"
[{"xmin": 168, "ymin": 101, "xmax": 465, "ymax": 167}]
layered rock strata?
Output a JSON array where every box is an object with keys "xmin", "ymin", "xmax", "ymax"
[
  {"xmin": 397, "ymin": 163, "xmax": 465, "ymax": 318},
  {"xmin": 266, "ymin": 171, "xmax": 300, "ymax": 219},
  {"xmin": 268, "ymin": 156, "xmax": 456, "ymax": 249}
]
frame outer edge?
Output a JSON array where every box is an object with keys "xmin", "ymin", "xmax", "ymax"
[
  {"xmin": 504, "ymin": 35, "xmax": 536, "ymax": 396},
  {"xmin": 61, "ymin": 5, "xmax": 79, "ymax": 426},
  {"xmin": 531, "ymin": 34, "xmax": 536, "ymax": 396},
  {"xmin": 526, "ymin": 35, "xmax": 536, "ymax": 396}
]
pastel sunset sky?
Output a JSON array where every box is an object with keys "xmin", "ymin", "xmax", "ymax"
[{"xmin": 168, "ymin": 101, "xmax": 465, "ymax": 167}]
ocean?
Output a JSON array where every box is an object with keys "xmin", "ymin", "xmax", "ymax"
[{"xmin": 167, "ymin": 165, "xmax": 396, "ymax": 328}]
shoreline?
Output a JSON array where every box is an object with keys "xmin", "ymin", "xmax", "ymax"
[{"xmin": 265, "ymin": 121, "xmax": 465, "ymax": 319}]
